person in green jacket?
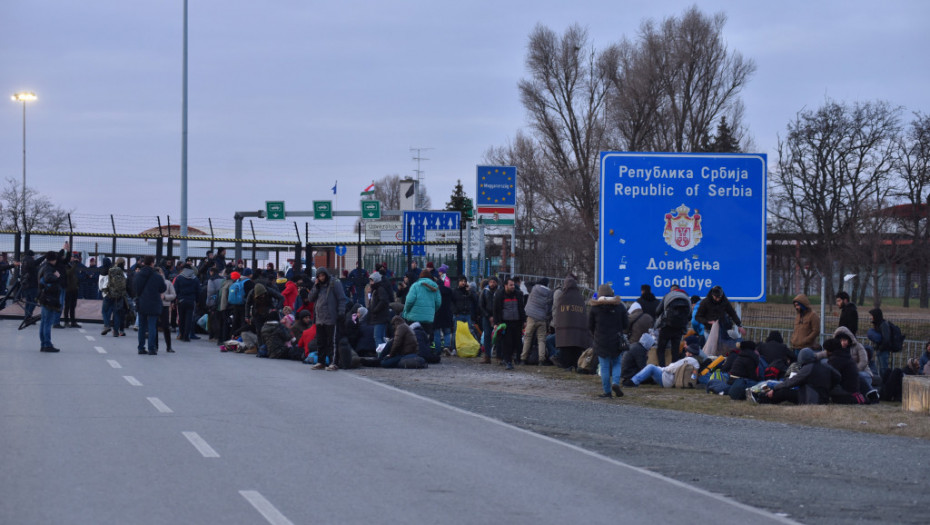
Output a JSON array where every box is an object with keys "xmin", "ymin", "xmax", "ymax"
[{"xmin": 403, "ymin": 270, "xmax": 442, "ymax": 337}]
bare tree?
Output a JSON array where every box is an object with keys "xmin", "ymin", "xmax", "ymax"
[
  {"xmin": 0, "ymin": 178, "xmax": 70, "ymax": 232},
  {"xmin": 771, "ymin": 100, "xmax": 901, "ymax": 304},
  {"xmin": 607, "ymin": 6, "xmax": 756, "ymax": 152},
  {"xmin": 373, "ymin": 174, "xmax": 403, "ymax": 210},
  {"xmin": 893, "ymin": 113, "xmax": 930, "ymax": 307},
  {"xmin": 517, "ymin": 23, "xmax": 615, "ymax": 279}
]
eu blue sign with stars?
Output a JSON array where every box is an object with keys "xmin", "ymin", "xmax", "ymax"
[
  {"xmin": 476, "ymin": 166, "xmax": 516, "ymax": 208},
  {"xmin": 598, "ymin": 152, "xmax": 767, "ymax": 301}
]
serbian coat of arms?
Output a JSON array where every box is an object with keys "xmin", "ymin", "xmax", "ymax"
[{"xmin": 662, "ymin": 204, "xmax": 702, "ymax": 252}]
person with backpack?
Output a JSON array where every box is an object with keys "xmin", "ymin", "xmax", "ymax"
[
  {"xmin": 102, "ymin": 258, "xmax": 128, "ymax": 337},
  {"xmin": 588, "ymin": 283, "xmax": 628, "ymax": 398},
  {"xmin": 867, "ymin": 307, "xmax": 896, "ymax": 377},
  {"xmin": 520, "ymin": 277, "xmax": 553, "ymax": 365},
  {"xmin": 492, "ymin": 277, "xmax": 525, "ymax": 370},
  {"xmin": 653, "ymin": 284, "xmax": 692, "ymax": 366},
  {"xmin": 227, "ymin": 270, "xmax": 252, "ymax": 339},
  {"xmin": 551, "ymin": 273, "xmax": 590, "ymax": 371},
  {"xmin": 790, "ymin": 294, "xmax": 821, "ymax": 354},
  {"xmin": 627, "ymin": 344, "xmax": 700, "ymax": 388}
]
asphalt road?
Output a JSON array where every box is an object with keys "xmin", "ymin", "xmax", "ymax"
[{"xmin": 1, "ymin": 321, "xmax": 926, "ymax": 524}]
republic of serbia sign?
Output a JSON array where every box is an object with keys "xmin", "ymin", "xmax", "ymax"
[{"xmin": 598, "ymin": 152, "xmax": 767, "ymax": 301}]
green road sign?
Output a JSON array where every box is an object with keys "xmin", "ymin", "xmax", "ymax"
[
  {"xmin": 265, "ymin": 201, "xmax": 285, "ymax": 220},
  {"xmin": 313, "ymin": 200, "xmax": 333, "ymax": 220},
  {"xmin": 361, "ymin": 200, "xmax": 381, "ymax": 219}
]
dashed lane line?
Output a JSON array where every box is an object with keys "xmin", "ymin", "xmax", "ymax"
[
  {"xmin": 94, "ymin": 346, "xmax": 106, "ymax": 354},
  {"xmin": 182, "ymin": 432, "xmax": 220, "ymax": 458},
  {"xmin": 147, "ymin": 397, "xmax": 173, "ymax": 413},
  {"xmin": 106, "ymin": 359, "xmax": 122, "ymax": 369},
  {"xmin": 239, "ymin": 491, "xmax": 295, "ymax": 525},
  {"xmin": 123, "ymin": 376, "xmax": 142, "ymax": 386}
]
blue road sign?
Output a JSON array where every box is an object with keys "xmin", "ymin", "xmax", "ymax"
[
  {"xmin": 598, "ymin": 152, "xmax": 767, "ymax": 301},
  {"xmin": 476, "ymin": 165, "xmax": 516, "ymax": 207},
  {"xmin": 403, "ymin": 211, "xmax": 460, "ymax": 256},
  {"xmin": 334, "ymin": 245, "xmax": 347, "ymax": 256}
]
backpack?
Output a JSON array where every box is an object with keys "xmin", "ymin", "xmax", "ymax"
[
  {"xmin": 673, "ymin": 363, "xmax": 697, "ymax": 388},
  {"xmin": 228, "ymin": 280, "xmax": 245, "ymax": 305},
  {"xmin": 664, "ymin": 297, "xmax": 692, "ymax": 330},
  {"xmin": 577, "ymin": 348, "xmax": 597, "ymax": 374},
  {"xmin": 887, "ymin": 321, "xmax": 905, "ymax": 353},
  {"xmin": 108, "ymin": 270, "xmax": 126, "ymax": 299}
]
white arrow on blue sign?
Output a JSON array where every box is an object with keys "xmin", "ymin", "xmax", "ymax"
[{"xmin": 403, "ymin": 211, "xmax": 460, "ymax": 256}]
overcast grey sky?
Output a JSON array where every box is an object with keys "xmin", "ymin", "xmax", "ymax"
[{"xmin": 2, "ymin": 0, "xmax": 928, "ymax": 229}]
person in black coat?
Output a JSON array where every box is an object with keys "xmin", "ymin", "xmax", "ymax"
[
  {"xmin": 757, "ymin": 348, "xmax": 841, "ymax": 404},
  {"xmin": 434, "ymin": 281, "xmax": 454, "ymax": 354},
  {"xmin": 133, "ymin": 256, "xmax": 167, "ymax": 355},
  {"xmin": 37, "ymin": 251, "xmax": 62, "ymax": 352},
  {"xmin": 835, "ymin": 291, "xmax": 858, "ymax": 335},
  {"xmin": 588, "ymin": 283, "xmax": 629, "ymax": 398},
  {"xmin": 823, "ymin": 337, "xmax": 863, "ymax": 404},
  {"xmin": 725, "ymin": 340, "xmax": 760, "ymax": 400},
  {"xmin": 757, "ymin": 331, "xmax": 792, "ymax": 378}
]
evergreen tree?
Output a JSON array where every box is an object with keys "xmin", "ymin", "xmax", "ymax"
[
  {"xmin": 444, "ymin": 179, "xmax": 472, "ymax": 228},
  {"xmin": 707, "ymin": 117, "xmax": 741, "ymax": 152}
]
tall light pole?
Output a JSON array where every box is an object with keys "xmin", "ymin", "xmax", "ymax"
[
  {"xmin": 179, "ymin": 0, "xmax": 189, "ymax": 259},
  {"xmin": 11, "ymin": 92, "xmax": 36, "ymax": 232}
]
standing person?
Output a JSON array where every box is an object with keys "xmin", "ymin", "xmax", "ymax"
[
  {"xmin": 478, "ymin": 277, "xmax": 500, "ymax": 363},
  {"xmin": 588, "ymin": 283, "xmax": 628, "ymax": 398},
  {"xmin": 437, "ymin": 264, "xmax": 451, "ymax": 288},
  {"xmin": 493, "ymin": 277, "xmax": 525, "ymax": 369},
  {"xmin": 835, "ymin": 291, "xmax": 858, "ymax": 335},
  {"xmin": 37, "ymin": 251, "xmax": 62, "ymax": 352},
  {"xmin": 402, "ymin": 270, "xmax": 441, "ymax": 337},
  {"xmin": 404, "ymin": 260, "xmax": 421, "ymax": 285},
  {"xmin": 790, "ymin": 294, "xmax": 821, "ymax": 354},
  {"xmin": 551, "ymin": 274, "xmax": 591, "ymax": 370},
  {"xmin": 159, "ymin": 266, "xmax": 177, "ymax": 353},
  {"xmin": 20, "ymin": 250, "xmax": 40, "ymax": 323},
  {"xmin": 62, "ymin": 259, "xmax": 81, "ymax": 328},
  {"xmin": 213, "ymin": 248, "xmax": 227, "ymax": 273},
  {"xmin": 173, "ymin": 263, "xmax": 200, "ymax": 342},
  {"xmin": 367, "ymin": 271, "xmax": 394, "ymax": 347},
  {"xmin": 307, "ymin": 268, "xmax": 347, "ymax": 371},
  {"xmin": 695, "ymin": 285, "xmax": 744, "ymax": 353},
  {"xmin": 521, "ymin": 277, "xmax": 553, "ymax": 365},
  {"xmin": 348, "ymin": 261, "xmax": 369, "ymax": 305},
  {"xmin": 103, "ymin": 258, "xmax": 128, "ymax": 337},
  {"xmin": 652, "ymin": 284, "xmax": 692, "ymax": 366},
  {"xmin": 434, "ymin": 278, "xmax": 454, "ymax": 355},
  {"xmin": 196, "ymin": 250, "xmax": 215, "ymax": 282},
  {"xmin": 451, "ymin": 275, "xmax": 477, "ymax": 353},
  {"xmin": 133, "ymin": 256, "xmax": 167, "ymax": 355},
  {"xmin": 633, "ymin": 284, "xmax": 660, "ymax": 319}
]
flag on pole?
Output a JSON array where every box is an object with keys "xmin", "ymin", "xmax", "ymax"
[
  {"xmin": 405, "ymin": 184, "xmax": 415, "ymax": 198},
  {"xmin": 331, "ymin": 181, "xmax": 337, "ymax": 195},
  {"xmin": 360, "ymin": 182, "xmax": 375, "ymax": 196}
]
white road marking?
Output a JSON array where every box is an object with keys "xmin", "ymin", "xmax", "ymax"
[
  {"xmin": 78, "ymin": 328, "xmax": 86, "ymax": 333},
  {"xmin": 147, "ymin": 397, "xmax": 173, "ymax": 413},
  {"xmin": 349, "ymin": 374, "xmax": 803, "ymax": 525},
  {"xmin": 123, "ymin": 376, "xmax": 142, "ymax": 386},
  {"xmin": 95, "ymin": 346, "xmax": 106, "ymax": 354},
  {"xmin": 239, "ymin": 491, "xmax": 294, "ymax": 525},
  {"xmin": 85, "ymin": 335, "xmax": 95, "ymax": 341},
  {"xmin": 106, "ymin": 359, "xmax": 122, "ymax": 369},
  {"xmin": 182, "ymin": 432, "xmax": 220, "ymax": 458}
]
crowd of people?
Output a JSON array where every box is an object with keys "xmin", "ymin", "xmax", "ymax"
[{"xmin": 16, "ymin": 246, "xmax": 929, "ymax": 406}]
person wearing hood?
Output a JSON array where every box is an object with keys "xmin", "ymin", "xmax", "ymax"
[
  {"xmin": 380, "ymin": 315, "xmax": 419, "ymax": 368},
  {"xmin": 835, "ymin": 291, "xmax": 859, "ymax": 335},
  {"xmin": 551, "ymin": 273, "xmax": 591, "ymax": 370},
  {"xmin": 757, "ymin": 331, "xmax": 792, "ymax": 379},
  {"xmin": 281, "ymin": 278, "xmax": 298, "ymax": 310},
  {"xmin": 133, "ymin": 256, "xmax": 168, "ymax": 355},
  {"xmin": 621, "ymin": 332, "xmax": 656, "ymax": 386},
  {"xmin": 433, "ymin": 278, "xmax": 454, "ymax": 355},
  {"xmin": 588, "ymin": 283, "xmax": 628, "ymax": 398},
  {"xmin": 307, "ymin": 268, "xmax": 347, "ymax": 371},
  {"xmin": 825, "ymin": 326, "xmax": 872, "ymax": 389},
  {"xmin": 633, "ymin": 284, "xmax": 660, "ymax": 319},
  {"xmin": 521, "ymin": 277, "xmax": 553, "ymax": 365},
  {"xmin": 246, "ymin": 280, "xmax": 280, "ymax": 345},
  {"xmin": 493, "ymin": 277, "xmax": 526, "ymax": 369},
  {"xmin": 867, "ymin": 307, "xmax": 893, "ymax": 376},
  {"xmin": 437, "ymin": 264, "xmax": 450, "ymax": 288},
  {"xmin": 653, "ymin": 284, "xmax": 691, "ymax": 366},
  {"xmin": 367, "ymin": 271, "xmax": 395, "ymax": 347},
  {"xmin": 402, "ymin": 270, "xmax": 441, "ymax": 336},
  {"xmin": 756, "ymin": 347, "xmax": 841, "ymax": 404},
  {"xmin": 820, "ymin": 337, "xmax": 865, "ymax": 404},
  {"xmin": 173, "ymin": 263, "xmax": 200, "ymax": 342},
  {"xmin": 451, "ymin": 275, "xmax": 478, "ymax": 353},
  {"xmin": 626, "ymin": 302, "xmax": 654, "ymax": 347},
  {"xmin": 789, "ymin": 294, "xmax": 821, "ymax": 353}
]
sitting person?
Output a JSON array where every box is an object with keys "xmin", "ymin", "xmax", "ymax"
[
  {"xmin": 260, "ymin": 315, "xmax": 295, "ymax": 359},
  {"xmin": 757, "ymin": 330, "xmax": 792, "ymax": 379},
  {"xmin": 755, "ymin": 348, "xmax": 841, "ymax": 404},
  {"xmin": 881, "ymin": 357, "xmax": 924, "ymax": 402},
  {"xmin": 725, "ymin": 340, "xmax": 761, "ymax": 400},
  {"xmin": 380, "ymin": 315, "xmax": 419, "ymax": 368},
  {"xmin": 621, "ymin": 332, "xmax": 655, "ymax": 387},
  {"xmin": 626, "ymin": 303, "xmax": 654, "ymax": 349},
  {"xmin": 291, "ymin": 309, "xmax": 312, "ymax": 340},
  {"xmin": 627, "ymin": 345, "xmax": 700, "ymax": 388},
  {"xmin": 820, "ymin": 337, "xmax": 866, "ymax": 404}
]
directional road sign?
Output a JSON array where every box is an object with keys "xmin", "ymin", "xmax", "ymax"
[
  {"xmin": 361, "ymin": 200, "xmax": 381, "ymax": 219},
  {"xmin": 313, "ymin": 200, "xmax": 333, "ymax": 220},
  {"xmin": 403, "ymin": 211, "xmax": 460, "ymax": 256},
  {"xmin": 265, "ymin": 201, "xmax": 285, "ymax": 221},
  {"xmin": 334, "ymin": 245, "xmax": 347, "ymax": 256},
  {"xmin": 598, "ymin": 152, "xmax": 767, "ymax": 301}
]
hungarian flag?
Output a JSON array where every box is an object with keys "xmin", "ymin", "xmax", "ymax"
[{"xmin": 360, "ymin": 182, "xmax": 375, "ymax": 196}]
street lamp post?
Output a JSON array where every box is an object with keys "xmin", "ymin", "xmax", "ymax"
[{"xmin": 11, "ymin": 91, "xmax": 36, "ymax": 232}]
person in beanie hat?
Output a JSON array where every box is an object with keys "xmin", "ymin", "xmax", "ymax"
[
  {"xmin": 725, "ymin": 340, "xmax": 760, "ymax": 400},
  {"xmin": 589, "ymin": 282, "xmax": 628, "ymax": 398}
]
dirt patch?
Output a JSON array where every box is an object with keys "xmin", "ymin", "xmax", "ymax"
[{"xmin": 353, "ymin": 355, "xmax": 930, "ymax": 440}]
